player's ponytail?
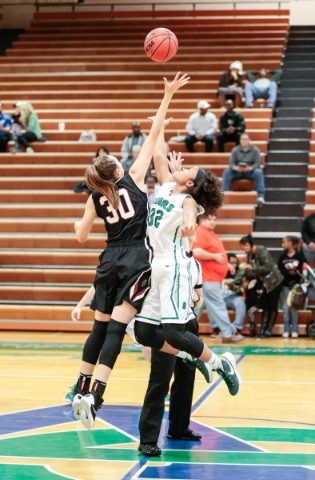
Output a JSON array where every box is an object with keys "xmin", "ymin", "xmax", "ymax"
[
  {"xmin": 185, "ymin": 171, "xmax": 224, "ymax": 216},
  {"xmin": 85, "ymin": 155, "xmax": 120, "ymax": 210}
]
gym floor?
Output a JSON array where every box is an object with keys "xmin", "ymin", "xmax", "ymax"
[{"xmin": 0, "ymin": 331, "xmax": 314, "ymax": 480}]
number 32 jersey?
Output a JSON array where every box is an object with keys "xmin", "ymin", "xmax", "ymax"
[
  {"xmin": 92, "ymin": 174, "xmax": 149, "ymax": 243},
  {"xmin": 148, "ymin": 182, "xmax": 202, "ymax": 254}
]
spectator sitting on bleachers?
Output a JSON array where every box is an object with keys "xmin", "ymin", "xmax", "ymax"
[
  {"xmin": 17, "ymin": 102, "xmax": 43, "ymax": 153},
  {"xmin": 73, "ymin": 146, "xmax": 109, "ymax": 194},
  {"xmin": 240, "ymin": 235, "xmax": 283, "ymax": 338},
  {"xmin": 217, "ymin": 61, "xmax": 243, "ymax": 108},
  {"xmin": 245, "ymin": 68, "xmax": 282, "ymax": 109},
  {"xmin": 184, "ymin": 100, "xmax": 217, "ymax": 153},
  {"xmin": 217, "ymin": 99, "xmax": 245, "ymax": 152},
  {"xmin": 10, "ymin": 102, "xmax": 24, "ymax": 153},
  {"xmin": 122, "ymin": 144, "xmax": 142, "ymax": 174},
  {"xmin": 301, "ymin": 213, "xmax": 315, "ymax": 265},
  {"xmin": 120, "ymin": 121, "xmax": 147, "ymax": 164},
  {"xmin": 0, "ymin": 101, "xmax": 12, "ymax": 153},
  {"xmin": 222, "ymin": 132, "xmax": 265, "ymax": 204}
]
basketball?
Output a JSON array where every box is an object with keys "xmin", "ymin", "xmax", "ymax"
[{"xmin": 144, "ymin": 28, "xmax": 178, "ymax": 62}]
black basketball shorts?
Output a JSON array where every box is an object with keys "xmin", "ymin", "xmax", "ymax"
[{"xmin": 90, "ymin": 241, "xmax": 152, "ymax": 315}]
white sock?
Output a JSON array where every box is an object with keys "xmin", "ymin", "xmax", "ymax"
[
  {"xmin": 176, "ymin": 351, "xmax": 193, "ymax": 361},
  {"xmin": 207, "ymin": 353, "xmax": 222, "ymax": 370}
]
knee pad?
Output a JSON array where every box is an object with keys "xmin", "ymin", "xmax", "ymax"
[
  {"xmin": 99, "ymin": 319, "xmax": 127, "ymax": 369},
  {"xmin": 82, "ymin": 320, "xmax": 109, "ymax": 365},
  {"xmin": 163, "ymin": 323, "xmax": 190, "ymax": 351},
  {"xmin": 134, "ymin": 320, "xmax": 164, "ymax": 350},
  {"xmin": 163, "ymin": 323, "xmax": 204, "ymax": 358}
]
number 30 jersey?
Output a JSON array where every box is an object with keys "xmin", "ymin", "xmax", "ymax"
[
  {"xmin": 92, "ymin": 174, "xmax": 149, "ymax": 243},
  {"xmin": 147, "ymin": 182, "xmax": 194, "ymax": 254}
]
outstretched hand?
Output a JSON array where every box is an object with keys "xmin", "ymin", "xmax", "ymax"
[
  {"xmin": 167, "ymin": 151, "xmax": 184, "ymax": 173},
  {"xmin": 163, "ymin": 72, "xmax": 190, "ymax": 95}
]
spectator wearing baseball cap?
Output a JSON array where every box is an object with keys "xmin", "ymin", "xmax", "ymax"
[
  {"xmin": 217, "ymin": 61, "xmax": 244, "ymax": 107},
  {"xmin": 185, "ymin": 100, "xmax": 217, "ymax": 153},
  {"xmin": 120, "ymin": 121, "xmax": 147, "ymax": 165}
]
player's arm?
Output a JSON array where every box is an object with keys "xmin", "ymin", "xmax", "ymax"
[
  {"xmin": 74, "ymin": 194, "xmax": 98, "ymax": 243},
  {"xmin": 181, "ymin": 197, "xmax": 198, "ymax": 237},
  {"xmin": 192, "ymin": 286, "xmax": 203, "ymax": 309},
  {"xmin": 129, "ymin": 72, "xmax": 189, "ymax": 189},
  {"xmin": 151, "ymin": 119, "xmax": 174, "ymax": 184},
  {"xmin": 71, "ymin": 286, "xmax": 95, "ymax": 322}
]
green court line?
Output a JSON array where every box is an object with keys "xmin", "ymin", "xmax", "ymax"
[
  {"xmin": 218, "ymin": 427, "xmax": 315, "ymax": 444},
  {"xmin": 0, "ymin": 429, "xmax": 315, "ymax": 466},
  {"xmin": 0, "ymin": 342, "xmax": 315, "ymax": 356}
]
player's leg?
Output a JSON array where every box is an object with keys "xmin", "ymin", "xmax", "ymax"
[
  {"xmin": 138, "ymin": 344, "xmax": 175, "ymax": 456},
  {"xmin": 162, "ymin": 323, "xmax": 241, "ymax": 396},
  {"xmin": 167, "ymin": 317, "xmax": 200, "ymax": 440},
  {"xmin": 79, "ymin": 301, "xmax": 136, "ymax": 429},
  {"xmin": 72, "ymin": 310, "xmax": 111, "ymax": 419},
  {"xmin": 79, "ymin": 248, "xmax": 152, "ymax": 429}
]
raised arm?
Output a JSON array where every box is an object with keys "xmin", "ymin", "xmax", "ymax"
[
  {"xmin": 150, "ymin": 117, "xmax": 174, "ymax": 185},
  {"xmin": 129, "ymin": 72, "xmax": 189, "ymax": 189}
]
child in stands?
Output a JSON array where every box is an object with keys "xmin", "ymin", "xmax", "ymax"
[
  {"xmin": 242, "ymin": 270, "xmax": 263, "ymax": 337},
  {"xmin": 277, "ymin": 236, "xmax": 304, "ymax": 338}
]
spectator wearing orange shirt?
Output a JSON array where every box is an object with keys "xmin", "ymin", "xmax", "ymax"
[{"xmin": 192, "ymin": 215, "xmax": 244, "ymax": 343}]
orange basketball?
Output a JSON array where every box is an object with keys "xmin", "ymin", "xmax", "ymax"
[{"xmin": 144, "ymin": 28, "xmax": 178, "ymax": 63}]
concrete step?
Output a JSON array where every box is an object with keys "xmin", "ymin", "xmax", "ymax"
[
  {"xmin": 266, "ymin": 188, "xmax": 306, "ymax": 202},
  {"xmin": 265, "ymin": 174, "xmax": 307, "ymax": 188},
  {"xmin": 255, "ymin": 216, "xmax": 303, "ymax": 231},
  {"xmin": 257, "ymin": 202, "xmax": 304, "ymax": 217},
  {"xmin": 266, "ymin": 151, "xmax": 309, "ymax": 162},
  {"xmin": 264, "ymin": 163, "xmax": 308, "ymax": 175},
  {"xmin": 268, "ymin": 139, "xmax": 310, "ymax": 150}
]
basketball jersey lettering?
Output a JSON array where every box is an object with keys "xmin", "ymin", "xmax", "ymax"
[
  {"xmin": 100, "ymin": 188, "xmax": 135, "ymax": 224},
  {"xmin": 148, "ymin": 207, "xmax": 164, "ymax": 228}
]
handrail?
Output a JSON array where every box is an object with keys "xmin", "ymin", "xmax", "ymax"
[{"xmin": 0, "ymin": 0, "xmax": 292, "ymax": 11}]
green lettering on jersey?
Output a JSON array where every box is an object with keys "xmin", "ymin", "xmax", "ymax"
[
  {"xmin": 148, "ymin": 207, "xmax": 164, "ymax": 228},
  {"xmin": 154, "ymin": 197, "xmax": 175, "ymax": 213}
]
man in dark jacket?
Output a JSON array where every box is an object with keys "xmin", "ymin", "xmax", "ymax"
[
  {"xmin": 217, "ymin": 100, "xmax": 245, "ymax": 152},
  {"xmin": 245, "ymin": 69, "xmax": 282, "ymax": 108}
]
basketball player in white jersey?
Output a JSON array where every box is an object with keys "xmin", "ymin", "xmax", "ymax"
[{"xmin": 135, "ymin": 119, "xmax": 242, "ymax": 397}]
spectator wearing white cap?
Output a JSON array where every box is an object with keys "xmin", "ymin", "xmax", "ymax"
[
  {"xmin": 217, "ymin": 61, "xmax": 244, "ymax": 107},
  {"xmin": 185, "ymin": 100, "xmax": 217, "ymax": 153}
]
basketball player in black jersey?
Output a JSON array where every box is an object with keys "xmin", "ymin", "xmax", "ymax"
[{"xmin": 71, "ymin": 72, "xmax": 190, "ymax": 430}]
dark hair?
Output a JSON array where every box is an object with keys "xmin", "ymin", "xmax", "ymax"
[
  {"xmin": 242, "ymin": 270, "xmax": 257, "ymax": 282},
  {"xmin": 283, "ymin": 235, "xmax": 301, "ymax": 250},
  {"xmin": 184, "ymin": 172, "xmax": 224, "ymax": 217},
  {"xmin": 228, "ymin": 253, "xmax": 238, "ymax": 261},
  {"xmin": 96, "ymin": 146, "xmax": 109, "ymax": 157},
  {"xmin": 85, "ymin": 155, "xmax": 120, "ymax": 210},
  {"xmin": 240, "ymin": 234, "xmax": 254, "ymax": 247}
]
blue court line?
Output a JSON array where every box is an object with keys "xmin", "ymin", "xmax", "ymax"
[{"xmin": 191, "ymin": 354, "xmax": 245, "ymax": 413}]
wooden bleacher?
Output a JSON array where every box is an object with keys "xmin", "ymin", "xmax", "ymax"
[{"xmin": 0, "ymin": 9, "xmax": 288, "ymax": 332}]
